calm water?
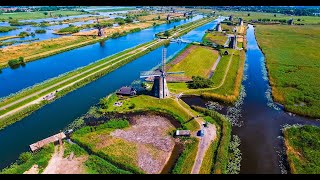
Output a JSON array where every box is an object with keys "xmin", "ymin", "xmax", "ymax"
[
  {"xmin": 0, "ymin": 18, "xmax": 220, "ymax": 170},
  {"xmin": 181, "ymin": 24, "xmax": 320, "ymax": 174},
  {"xmin": 0, "ymin": 15, "xmax": 203, "ymax": 98}
]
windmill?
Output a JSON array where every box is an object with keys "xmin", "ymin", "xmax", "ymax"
[
  {"xmin": 140, "ymin": 48, "xmax": 184, "ymax": 99},
  {"xmin": 96, "ymin": 17, "xmax": 104, "ymax": 37}
]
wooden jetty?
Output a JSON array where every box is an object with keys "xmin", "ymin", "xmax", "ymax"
[{"xmin": 29, "ymin": 132, "xmax": 66, "ymax": 152}]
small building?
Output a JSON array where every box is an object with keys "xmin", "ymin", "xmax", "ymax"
[
  {"xmin": 116, "ymin": 86, "xmax": 136, "ymax": 96},
  {"xmin": 175, "ymin": 130, "xmax": 191, "ymax": 137}
]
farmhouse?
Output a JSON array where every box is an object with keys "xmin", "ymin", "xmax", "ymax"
[{"xmin": 116, "ymin": 86, "xmax": 137, "ymax": 96}]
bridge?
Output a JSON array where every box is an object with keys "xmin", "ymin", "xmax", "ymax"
[{"xmin": 170, "ymin": 37, "xmax": 192, "ymax": 44}]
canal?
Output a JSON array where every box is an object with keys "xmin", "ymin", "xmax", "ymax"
[
  {"xmin": 0, "ymin": 18, "xmax": 221, "ymax": 170},
  {"xmin": 181, "ymin": 24, "xmax": 320, "ymax": 174},
  {"xmin": 0, "ymin": 15, "xmax": 203, "ymax": 98}
]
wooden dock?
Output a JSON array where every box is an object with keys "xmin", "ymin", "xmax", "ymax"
[{"xmin": 29, "ymin": 132, "xmax": 66, "ymax": 152}]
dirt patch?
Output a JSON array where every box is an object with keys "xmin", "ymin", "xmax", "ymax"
[
  {"xmin": 42, "ymin": 145, "xmax": 88, "ymax": 174},
  {"xmin": 110, "ymin": 115, "xmax": 176, "ymax": 174},
  {"xmin": 23, "ymin": 164, "xmax": 39, "ymax": 174}
]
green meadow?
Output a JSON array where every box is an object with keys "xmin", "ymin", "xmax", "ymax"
[{"xmin": 255, "ymin": 24, "xmax": 320, "ymax": 118}]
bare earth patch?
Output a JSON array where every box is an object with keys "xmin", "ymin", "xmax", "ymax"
[
  {"xmin": 111, "ymin": 115, "xmax": 176, "ymax": 174},
  {"xmin": 42, "ymin": 145, "xmax": 88, "ymax": 174},
  {"xmin": 23, "ymin": 164, "xmax": 39, "ymax": 174}
]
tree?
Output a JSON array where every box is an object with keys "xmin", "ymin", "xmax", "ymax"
[
  {"xmin": 297, "ymin": 18, "xmax": 301, "ymax": 21},
  {"xmin": 174, "ymin": 25, "xmax": 176, "ymax": 29},
  {"xmin": 43, "ymin": 12, "xmax": 48, "ymax": 16},
  {"xmin": 274, "ymin": 14, "xmax": 277, "ymax": 17},
  {"xmin": 164, "ymin": 30, "xmax": 170, "ymax": 37},
  {"xmin": 248, "ymin": 13, "xmax": 250, "ymax": 16},
  {"xmin": 158, "ymin": 15, "xmax": 160, "ymax": 20}
]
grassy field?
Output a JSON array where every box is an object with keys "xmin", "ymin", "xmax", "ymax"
[
  {"xmin": 0, "ymin": 11, "xmax": 88, "ymax": 21},
  {"xmin": 72, "ymin": 125, "xmax": 143, "ymax": 173},
  {"xmin": 255, "ymin": 25, "xmax": 320, "ymax": 118},
  {"xmin": 216, "ymin": 11, "xmax": 320, "ymax": 25},
  {"xmin": 0, "ymin": 36, "xmax": 95, "ymax": 67},
  {"xmin": 168, "ymin": 48, "xmax": 245, "ymax": 104},
  {"xmin": 167, "ymin": 45, "xmax": 219, "ymax": 78},
  {"xmin": 204, "ymin": 32, "xmax": 228, "ymax": 46},
  {"xmin": 283, "ymin": 125, "xmax": 320, "ymax": 174},
  {"xmin": 94, "ymin": 7, "xmax": 136, "ymax": 12},
  {"xmin": 171, "ymin": 138, "xmax": 199, "ymax": 174},
  {"xmin": 103, "ymin": 94, "xmax": 199, "ymax": 131},
  {"xmin": 0, "ymin": 143, "xmax": 54, "ymax": 174}
]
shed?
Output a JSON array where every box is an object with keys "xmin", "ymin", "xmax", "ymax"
[
  {"xmin": 116, "ymin": 86, "xmax": 136, "ymax": 96},
  {"xmin": 175, "ymin": 130, "xmax": 191, "ymax": 137}
]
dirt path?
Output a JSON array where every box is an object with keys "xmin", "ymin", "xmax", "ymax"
[
  {"xmin": 208, "ymin": 55, "xmax": 222, "ymax": 78},
  {"xmin": 0, "ymin": 18, "xmax": 212, "ymax": 120},
  {"xmin": 42, "ymin": 145, "xmax": 87, "ymax": 174},
  {"xmin": 191, "ymin": 123, "xmax": 216, "ymax": 174},
  {"xmin": 23, "ymin": 164, "xmax": 39, "ymax": 174},
  {"xmin": 174, "ymin": 97, "xmax": 217, "ymax": 174}
]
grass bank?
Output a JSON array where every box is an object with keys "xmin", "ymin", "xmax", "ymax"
[
  {"xmin": 255, "ymin": 24, "xmax": 320, "ymax": 118},
  {"xmin": 0, "ymin": 143, "xmax": 54, "ymax": 174},
  {"xmin": 171, "ymin": 137, "xmax": 199, "ymax": 174},
  {"xmin": 283, "ymin": 125, "xmax": 320, "ymax": 174}
]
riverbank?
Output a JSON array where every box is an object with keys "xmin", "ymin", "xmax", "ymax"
[
  {"xmin": 0, "ymin": 17, "xmax": 215, "ymax": 130},
  {"xmin": 255, "ymin": 24, "xmax": 320, "ymax": 118},
  {"xmin": 283, "ymin": 125, "xmax": 320, "ymax": 174}
]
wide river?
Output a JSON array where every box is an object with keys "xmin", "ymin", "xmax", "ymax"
[
  {"xmin": 0, "ymin": 16, "xmax": 222, "ymax": 170},
  {"xmin": 182, "ymin": 24, "xmax": 320, "ymax": 174}
]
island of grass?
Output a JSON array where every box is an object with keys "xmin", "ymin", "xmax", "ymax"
[
  {"xmin": 166, "ymin": 44, "xmax": 246, "ymax": 104},
  {"xmin": 283, "ymin": 125, "xmax": 320, "ymax": 174},
  {"xmin": 0, "ymin": 26, "xmax": 17, "ymax": 32},
  {"xmin": 255, "ymin": 24, "xmax": 320, "ymax": 118},
  {"xmin": 0, "ymin": 10, "xmax": 89, "ymax": 21}
]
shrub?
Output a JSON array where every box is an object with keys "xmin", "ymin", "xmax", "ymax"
[
  {"xmin": 85, "ymin": 155, "xmax": 132, "ymax": 174},
  {"xmin": 18, "ymin": 31, "xmax": 30, "ymax": 37},
  {"xmin": 18, "ymin": 152, "xmax": 32, "ymax": 164},
  {"xmin": 188, "ymin": 76, "xmax": 213, "ymax": 89}
]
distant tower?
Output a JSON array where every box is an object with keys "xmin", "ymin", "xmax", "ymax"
[
  {"xmin": 239, "ymin": 18, "xmax": 244, "ymax": 26},
  {"xmin": 229, "ymin": 15, "xmax": 233, "ymax": 21},
  {"xmin": 96, "ymin": 18, "xmax": 104, "ymax": 37},
  {"xmin": 229, "ymin": 35, "xmax": 237, "ymax": 49},
  {"xmin": 216, "ymin": 23, "xmax": 222, "ymax": 32},
  {"xmin": 184, "ymin": 12, "xmax": 187, "ymax": 17},
  {"xmin": 166, "ymin": 14, "xmax": 170, "ymax": 21},
  {"xmin": 288, "ymin": 18, "xmax": 294, "ymax": 25}
]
